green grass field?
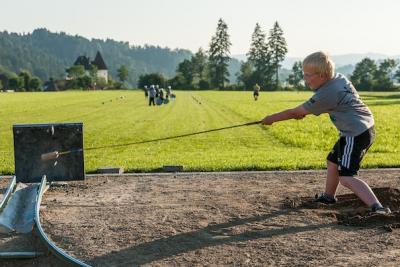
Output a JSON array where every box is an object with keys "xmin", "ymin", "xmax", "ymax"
[{"xmin": 0, "ymin": 90, "xmax": 399, "ymax": 174}]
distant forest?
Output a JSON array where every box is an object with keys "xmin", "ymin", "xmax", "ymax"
[{"xmin": 0, "ymin": 28, "xmax": 227, "ymax": 87}]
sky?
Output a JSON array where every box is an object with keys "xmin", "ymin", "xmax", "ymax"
[{"xmin": 1, "ymin": 0, "xmax": 400, "ymax": 57}]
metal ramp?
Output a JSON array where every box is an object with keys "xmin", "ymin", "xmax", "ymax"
[
  {"xmin": 0, "ymin": 176, "xmax": 45, "ymax": 259},
  {"xmin": 0, "ymin": 178, "xmax": 39, "ymax": 234}
]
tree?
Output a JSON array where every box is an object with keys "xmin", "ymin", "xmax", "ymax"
[
  {"xmin": 117, "ymin": 65, "xmax": 128, "ymax": 83},
  {"xmin": 268, "ymin": 21, "xmax": 288, "ymax": 88},
  {"xmin": 247, "ymin": 23, "xmax": 273, "ymax": 89},
  {"xmin": 169, "ymin": 48, "xmax": 209, "ymax": 89},
  {"xmin": 191, "ymin": 48, "xmax": 208, "ymax": 88},
  {"xmin": 89, "ymin": 64, "xmax": 98, "ymax": 80},
  {"xmin": 137, "ymin": 73, "xmax": 166, "ymax": 89},
  {"xmin": 0, "ymin": 67, "xmax": 18, "ymax": 90},
  {"xmin": 168, "ymin": 74, "xmax": 186, "ymax": 89},
  {"xmin": 29, "ymin": 77, "xmax": 42, "ymax": 91},
  {"xmin": 395, "ymin": 66, "xmax": 400, "ymax": 83},
  {"xmin": 87, "ymin": 64, "xmax": 98, "ymax": 89},
  {"xmin": 350, "ymin": 58, "xmax": 377, "ymax": 91},
  {"xmin": 77, "ymin": 75, "xmax": 93, "ymax": 89},
  {"xmin": 237, "ymin": 61, "xmax": 255, "ymax": 90},
  {"xmin": 176, "ymin": 59, "xmax": 194, "ymax": 88},
  {"xmin": 208, "ymin": 18, "xmax": 232, "ymax": 89},
  {"xmin": 66, "ymin": 65, "xmax": 85, "ymax": 79},
  {"xmin": 9, "ymin": 76, "xmax": 23, "ymax": 91},
  {"xmin": 374, "ymin": 59, "xmax": 397, "ymax": 91},
  {"xmin": 287, "ymin": 61, "xmax": 304, "ymax": 89},
  {"xmin": 18, "ymin": 71, "xmax": 31, "ymax": 91}
]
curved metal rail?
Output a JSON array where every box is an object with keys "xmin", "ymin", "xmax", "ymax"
[
  {"xmin": 0, "ymin": 176, "xmax": 16, "ymax": 212},
  {"xmin": 0, "ymin": 252, "xmax": 44, "ymax": 259},
  {"xmin": 35, "ymin": 175, "xmax": 92, "ymax": 267}
]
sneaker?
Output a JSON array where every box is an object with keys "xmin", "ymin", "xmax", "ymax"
[
  {"xmin": 371, "ymin": 206, "xmax": 391, "ymax": 215},
  {"xmin": 314, "ymin": 193, "xmax": 337, "ymax": 204}
]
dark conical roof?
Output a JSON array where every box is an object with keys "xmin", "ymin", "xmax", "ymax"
[
  {"xmin": 92, "ymin": 51, "xmax": 107, "ymax": 70},
  {"xmin": 74, "ymin": 56, "xmax": 91, "ymax": 70}
]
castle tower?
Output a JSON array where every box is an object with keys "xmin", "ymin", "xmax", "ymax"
[{"xmin": 92, "ymin": 51, "xmax": 108, "ymax": 83}]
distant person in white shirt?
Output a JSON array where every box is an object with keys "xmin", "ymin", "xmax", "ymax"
[{"xmin": 148, "ymin": 85, "xmax": 156, "ymax": 106}]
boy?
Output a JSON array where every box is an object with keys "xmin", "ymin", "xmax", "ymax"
[{"xmin": 261, "ymin": 51, "xmax": 391, "ymax": 214}]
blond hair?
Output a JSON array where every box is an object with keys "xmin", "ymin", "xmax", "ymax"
[{"xmin": 303, "ymin": 51, "xmax": 335, "ymax": 79}]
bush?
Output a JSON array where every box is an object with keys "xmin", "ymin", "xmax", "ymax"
[{"xmin": 198, "ymin": 79, "xmax": 210, "ymax": 90}]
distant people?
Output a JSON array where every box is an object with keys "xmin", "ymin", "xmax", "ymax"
[
  {"xmin": 156, "ymin": 87, "xmax": 164, "ymax": 105},
  {"xmin": 253, "ymin": 83, "xmax": 260, "ymax": 101},
  {"xmin": 144, "ymin": 85, "xmax": 148, "ymax": 98},
  {"xmin": 148, "ymin": 85, "xmax": 156, "ymax": 106},
  {"xmin": 155, "ymin": 84, "xmax": 160, "ymax": 98},
  {"xmin": 166, "ymin": 86, "xmax": 172, "ymax": 99},
  {"xmin": 168, "ymin": 86, "xmax": 176, "ymax": 100}
]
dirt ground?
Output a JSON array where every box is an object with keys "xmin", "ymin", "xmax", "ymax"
[{"xmin": 1, "ymin": 169, "xmax": 400, "ymax": 267}]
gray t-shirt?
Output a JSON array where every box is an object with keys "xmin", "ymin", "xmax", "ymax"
[
  {"xmin": 302, "ymin": 73, "xmax": 374, "ymax": 137},
  {"xmin": 149, "ymin": 87, "xmax": 156, "ymax": 97}
]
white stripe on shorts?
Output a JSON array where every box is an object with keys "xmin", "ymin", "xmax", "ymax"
[{"xmin": 342, "ymin": 136, "xmax": 354, "ymax": 169}]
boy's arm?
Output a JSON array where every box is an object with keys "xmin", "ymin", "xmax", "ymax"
[{"xmin": 261, "ymin": 105, "xmax": 311, "ymax": 125}]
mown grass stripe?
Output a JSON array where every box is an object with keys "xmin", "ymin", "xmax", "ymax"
[{"xmin": 0, "ymin": 90, "xmax": 399, "ymax": 174}]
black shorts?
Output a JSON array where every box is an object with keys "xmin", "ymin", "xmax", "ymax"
[{"xmin": 327, "ymin": 127, "xmax": 375, "ymax": 176}]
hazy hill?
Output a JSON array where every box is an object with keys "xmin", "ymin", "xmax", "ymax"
[
  {"xmin": 0, "ymin": 29, "xmax": 193, "ymax": 87},
  {"xmin": 0, "ymin": 28, "xmax": 242, "ymax": 87}
]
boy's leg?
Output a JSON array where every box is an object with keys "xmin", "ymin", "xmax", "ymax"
[
  {"xmin": 324, "ymin": 138, "xmax": 342, "ymax": 198},
  {"xmin": 321, "ymin": 128, "xmax": 389, "ymax": 212},
  {"xmin": 325, "ymin": 160, "xmax": 340, "ymax": 196},
  {"xmin": 337, "ymin": 128, "xmax": 388, "ymax": 211},
  {"xmin": 339, "ymin": 176, "xmax": 381, "ymax": 207},
  {"xmin": 314, "ymin": 160, "xmax": 339, "ymax": 203}
]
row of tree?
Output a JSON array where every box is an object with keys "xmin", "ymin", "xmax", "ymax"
[
  {"xmin": 139, "ymin": 19, "xmax": 288, "ymax": 91},
  {"xmin": 138, "ymin": 19, "xmax": 400, "ymax": 92},
  {"xmin": 350, "ymin": 58, "xmax": 400, "ymax": 91},
  {"xmin": 0, "ymin": 63, "xmax": 129, "ymax": 91},
  {"xmin": 0, "ymin": 67, "xmax": 41, "ymax": 91},
  {"xmin": 285, "ymin": 58, "xmax": 400, "ymax": 91}
]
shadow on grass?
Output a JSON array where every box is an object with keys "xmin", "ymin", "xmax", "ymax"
[
  {"xmin": 361, "ymin": 93, "xmax": 400, "ymax": 100},
  {"xmin": 367, "ymin": 100, "xmax": 400, "ymax": 106}
]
